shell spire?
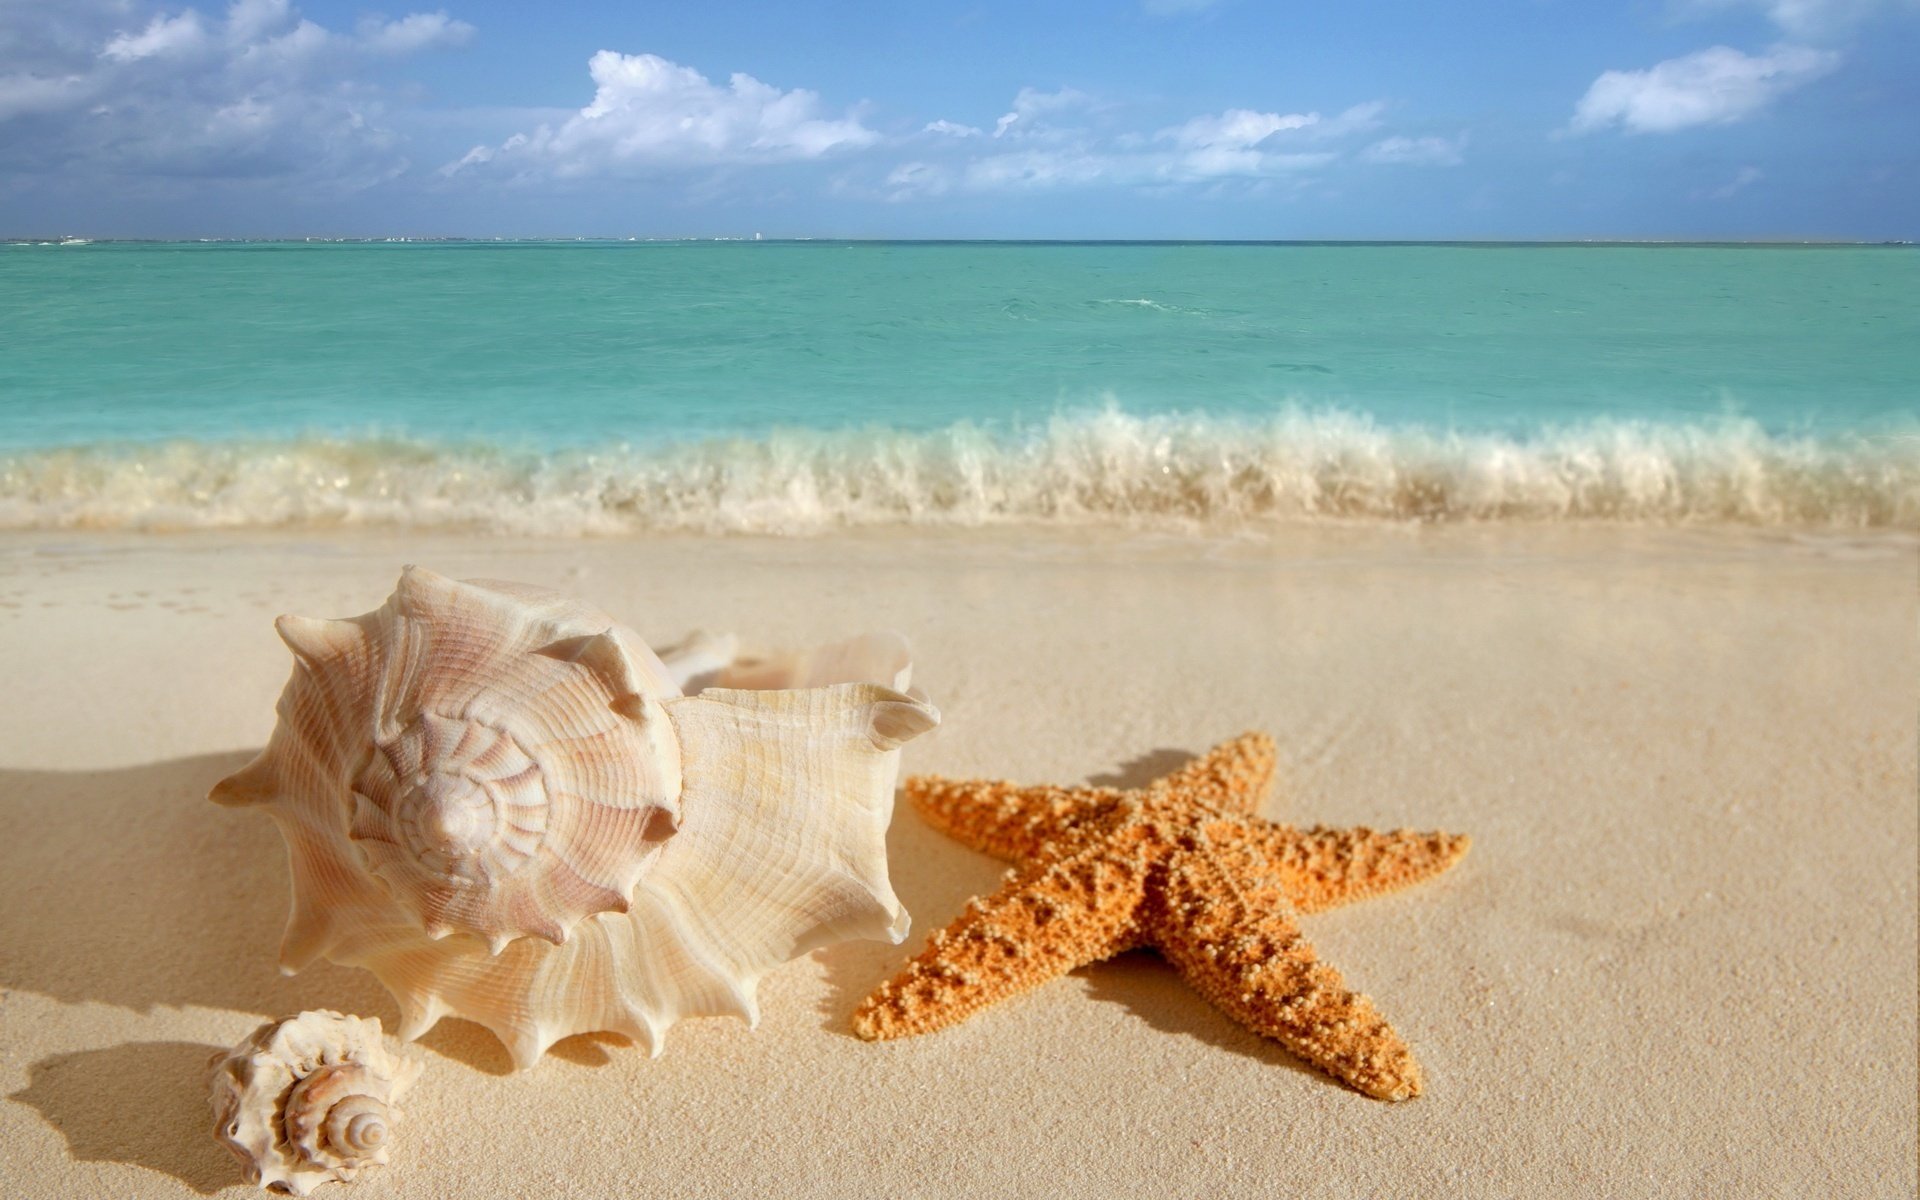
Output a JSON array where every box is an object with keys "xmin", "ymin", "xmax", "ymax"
[
  {"xmin": 208, "ymin": 1011, "xmax": 422, "ymax": 1196},
  {"xmin": 213, "ymin": 570, "xmax": 937, "ymax": 1068}
]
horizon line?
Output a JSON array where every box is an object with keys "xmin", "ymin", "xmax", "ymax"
[{"xmin": 6, "ymin": 235, "xmax": 1914, "ymax": 248}]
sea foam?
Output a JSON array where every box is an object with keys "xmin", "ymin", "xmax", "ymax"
[{"xmin": 1, "ymin": 410, "xmax": 1913, "ymax": 535}]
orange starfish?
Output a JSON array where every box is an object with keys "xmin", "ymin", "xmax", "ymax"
[{"xmin": 852, "ymin": 733, "xmax": 1469, "ymax": 1100}]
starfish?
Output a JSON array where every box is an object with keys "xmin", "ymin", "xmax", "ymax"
[{"xmin": 852, "ymin": 733, "xmax": 1469, "ymax": 1100}]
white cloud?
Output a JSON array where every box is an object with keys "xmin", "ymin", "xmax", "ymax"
[
  {"xmin": 96, "ymin": 2, "xmax": 470, "ymax": 69},
  {"xmin": 0, "ymin": 0, "xmax": 471, "ymax": 186},
  {"xmin": 1167, "ymin": 108, "xmax": 1316, "ymax": 148},
  {"xmin": 236, "ymin": 18, "xmax": 335, "ymax": 70},
  {"xmin": 878, "ymin": 91, "xmax": 1415, "ymax": 196},
  {"xmin": 227, "ymin": 0, "xmax": 295, "ymax": 44},
  {"xmin": 991, "ymin": 85, "xmax": 1094, "ymax": 139},
  {"xmin": 951, "ymin": 143, "xmax": 1336, "ymax": 190},
  {"xmin": 1687, "ymin": 0, "xmax": 1918, "ymax": 37},
  {"xmin": 1310, "ymin": 100, "xmax": 1389, "ymax": 140},
  {"xmin": 357, "ymin": 12, "xmax": 475, "ymax": 56},
  {"xmin": 1754, "ymin": 0, "xmax": 1879, "ymax": 32},
  {"xmin": 450, "ymin": 51, "xmax": 876, "ymax": 178},
  {"xmin": 1153, "ymin": 101, "xmax": 1384, "ymax": 149},
  {"xmin": 1362, "ymin": 133, "xmax": 1467, "ymax": 165},
  {"xmin": 100, "ymin": 11, "xmax": 210, "ymax": 62},
  {"xmin": 1567, "ymin": 44, "xmax": 1839, "ymax": 134},
  {"xmin": 1152, "ymin": 107, "xmax": 1337, "ymax": 180}
]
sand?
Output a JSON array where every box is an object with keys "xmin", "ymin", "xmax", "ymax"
[{"xmin": 0, "ymin": 525, "xmax": 1913, "ymax": 1198}]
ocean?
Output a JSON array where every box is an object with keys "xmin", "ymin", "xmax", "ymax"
[{"xmin": 2, "ymin": 240, "xmax": 1914, "ymax": 533}]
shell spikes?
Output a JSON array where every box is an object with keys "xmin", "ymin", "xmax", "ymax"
[{"xmin": 213, "ymin": 568, "xmax": 938, "ymax": 1068}]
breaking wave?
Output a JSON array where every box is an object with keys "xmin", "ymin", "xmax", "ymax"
[{"xmin": 1, "ymin": 410, "xmax": 1915, "ymax": 535}]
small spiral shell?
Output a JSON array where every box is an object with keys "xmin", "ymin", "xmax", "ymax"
[{"xmin": 208, "ymin": 1011, "xmax": 421, "ymax": 1196}]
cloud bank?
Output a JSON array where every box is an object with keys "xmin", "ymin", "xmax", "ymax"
[
  {"xmin": 1568, "ymin": 44, "xmax": 1840, "ymax": 134},
  {"xmin": 448, "ymin": 52, "xmax": 877, "ymax": 179},
  {"xmin": 886, "ymin": 92, "xmax": 1440, "ymax": 198},
  {"xmin": 0, "ymin": 0, "xmax": 471, "ymax": 186}
]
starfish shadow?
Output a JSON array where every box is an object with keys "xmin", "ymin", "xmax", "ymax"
[
  {"xmin": 817, "ymin": 746, "xmax": 1219, "ymax": 1039},
  {"xmin": 1084, "ymin": 746, "xmax": 1197, "ymax": 790},
  {"xmin": 815, "ymin": 747, "xmax": 1202, "ymax": 1036},
  {"xmin": 9, "ymin": 1040, "xmax": 239, "ymax": 1194},
  {"xmin": 1077, "ymin": 953, "xmax": 1326, "ymax": 1085}
]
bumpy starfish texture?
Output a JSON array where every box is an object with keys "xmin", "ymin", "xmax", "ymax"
[{"xmin": 852, "ymin": 733, "xmax": 1469, "ymax": 1101}]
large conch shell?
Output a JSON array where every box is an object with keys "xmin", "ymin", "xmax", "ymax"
[
  {"xmin": 208, "ymin": 1010, "xmax": 422, "ymax": 1196},
  {"xmin": 212, "ymin": 567, "xmax": 938, "ymax": 1067}
]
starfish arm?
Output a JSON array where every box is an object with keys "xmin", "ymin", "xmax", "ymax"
[
  {"xmin": 852, "ymin": 833, "xmax": 1152, "ymax": 1040},
  {"xmin": 904, "ymin": 733, "xmax": 1278, "ymax": 861},
  {"xmin": 1153, "ymin": 852, "xmax": 1426, "ymax": 1101},
  {"xmin": 1149, "ymin": 732, "xmax": 1277, "ymax": 814},
  {"xmin": 1256, "ymin": 826, "xmax": 1472, "ymax": 914},
  {"xmin": 904, "ymin": 775, "xmax": 1125, "ymax": 861}
]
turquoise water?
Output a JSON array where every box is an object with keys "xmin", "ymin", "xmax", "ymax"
[{"xmin": 1, "ymin": 240, "xmax": 1915, "ymax": 531}]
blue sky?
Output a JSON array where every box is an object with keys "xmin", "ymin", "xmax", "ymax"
[{"xmin": 1, "ymin": 0, "xmax": 1915, "ymax": 238}]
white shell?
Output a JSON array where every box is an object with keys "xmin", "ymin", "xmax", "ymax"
[
  {"xmin": 208, "ymin": 1010, "xmax": 422, "ymax": 1196},
  {"xmin": 212, "ymin": 567, "xmax": 938, "ymax": 1067}
]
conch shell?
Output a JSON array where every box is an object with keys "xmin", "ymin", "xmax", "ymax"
[
  {"xmin": 212, "ymin": 567, "xmax": 938, "ymax": 1067},
  {"xmin": 208, "ymin": 1010, "xmax": 421, "ymax": 1196}
]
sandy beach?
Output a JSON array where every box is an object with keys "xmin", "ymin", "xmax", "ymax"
[{"xmin": 1, "ymin": 524, "xmax": 1913, "ymax": 1198}]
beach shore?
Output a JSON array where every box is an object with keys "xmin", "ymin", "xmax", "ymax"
[{"xmin": 1, "ymin": 524, "xmax": 1913, "ymax": 1198}]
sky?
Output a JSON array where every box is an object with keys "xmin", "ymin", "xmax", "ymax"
[{"xmin": 1, "ymin": 0, "xmax": 1915, "ymax": 239}]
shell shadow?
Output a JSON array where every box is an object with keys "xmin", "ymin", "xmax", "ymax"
[
  {"xmin": 411, "ymin": 1020, "xmax": 629, "ymax": 1076},
  {"xmin": 0, "ymin": 752, "xmax": 626, "ymax": 1077},
  {"xmin": 412, "ymin": 1018, "xmax": 519, "ymax": 1076},
  {"xmin": 9, "ymin": 1041, "xmax": 239, "ymax": 1194},
  {"xmin": 0, "ymin": 753, "xmax": 396, "ymax": 1023},
  {"xmin": 812, "ymin": 789, "xmax": 1005, "ymax": 1036},
  {"xmin": 549, "ymin": 1030, "xmax": 632, "ymax": 1067}
]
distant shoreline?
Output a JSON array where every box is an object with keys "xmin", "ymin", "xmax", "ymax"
[{"xmin": 5, "ymin": 236, "xmax": 1913, "ymax": 248}]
